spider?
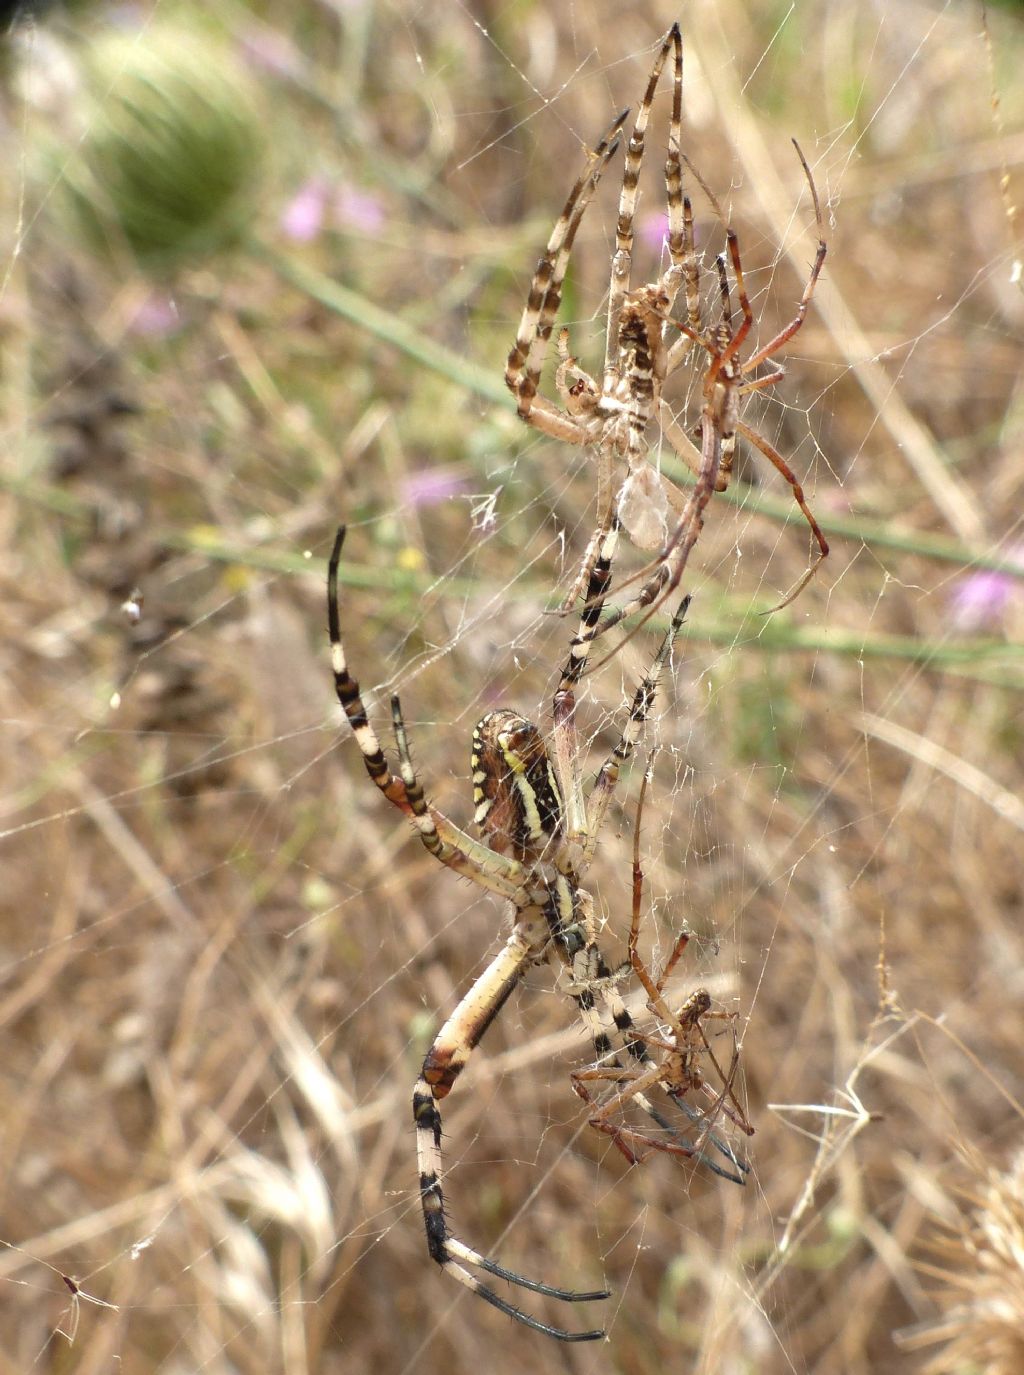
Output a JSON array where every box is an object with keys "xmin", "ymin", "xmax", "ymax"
[
  {"xmin": 571, "ymin": 761, "xmax": 753, "ymax": 1163},
  {"xmin": 505, "ymin": 23, "xmax": 828, "ymax": 668},
  {"xmin": 327, "ymin": 525, "xmax": 749, "ymax": 1342}
]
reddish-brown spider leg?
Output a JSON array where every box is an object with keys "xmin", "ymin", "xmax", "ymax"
[
  {"xmin": 574, "ymin": 1070, "xmax": 740, "ymax": 1167},
  {"xmin": 735, "ymin": 419, "xmax": 829, "ymax": 610},
  {"xmin": 572, "ymin": 1071, "xmax": 652, "ymax": 1166}
]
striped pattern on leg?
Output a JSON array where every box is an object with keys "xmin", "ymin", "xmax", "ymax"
[
  {"xmin": 605, "ymin": 24, "xmax": 680, "ymax": 371},
  {"xmin": 328, "ymin": 527, "xmax": 411, "ymax": 814},
  {"xmin": 583, "ymin": 589, "xmax": 691, "ymax": 860},
  {"xmin": 598, "ymin": 975, "xmax": 749, "ymax": 1183},
  {"xmin": 551, "ymin": 522, "xmax": 620, "ymax": 844},
  {"xmin": 554, "ymin": 921, "xmax": 747, "ymax": 1180},
  {"xmin": 505, "ymin": 110, "xmax": 628, "ymax": 417},
  {"xmin": 414, "ymin": 927, "xmax": 609, "ymax": 1342},
  {"xmin": 328, "ymin": 527, "xmax": 527, "ymax": 906}
]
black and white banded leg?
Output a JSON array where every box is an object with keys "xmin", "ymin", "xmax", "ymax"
[{"xmin": 413, "ymin": 917, "xmax": 610, "ymax": 1342}]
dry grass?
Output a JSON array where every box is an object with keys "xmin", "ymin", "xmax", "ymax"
[{"xmin": 2, "ymin": 2, "xmax": 1023, "ymax": 1372}]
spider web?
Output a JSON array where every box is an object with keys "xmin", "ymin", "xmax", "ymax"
[{"xmin": 2, "ymin": 1, "xmax": 1024, "ymax": 1372}]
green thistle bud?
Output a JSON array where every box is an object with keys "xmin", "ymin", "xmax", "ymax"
[{"xmin": 65, "ymin": 28, "xmax": 264, "ymax": 271}]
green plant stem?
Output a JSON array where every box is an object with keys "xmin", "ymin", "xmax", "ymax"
[
  {"xmin": 181, "ymin": 526, "xmax": 1024, "ymax": 684},
  {"xmin": 658, "ymin": 454, "xmax": 1024, "ymax": 580},
  {"xmin": 259, "ymin": 243, "xmax": 1024, "ymax": 583},
  {"xmin": 256, "ymin": 240, "xmax": 509, "ymax": 407},
  {"xmin": 4, "ymin": 471, "xmax": 1021, "ymax": 682}
]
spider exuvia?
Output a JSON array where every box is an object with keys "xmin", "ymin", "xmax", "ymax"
[
  {"xmin": 506, "ymin": 23, "xmax": 828, "ymax": 671},
  {"xmin": 327, "ymin": 526, "xmax": 750, "ymax": 1342}
]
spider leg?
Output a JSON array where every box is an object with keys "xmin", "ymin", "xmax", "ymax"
[
  {"xmin": 506, "ymin": 109, "xmax": 628, "ymax": 422},
  {"xmin": 573, "ymin": 1056, "xmax": 745, "ymax": 1178},
  {"xmin": 734, "ymin": 418, "xmax": 829, "ymax": 608},
  {"xmin": 560, "ymin": 288, "xmax": 728, "ymax": 671},
  {"xmin": 710, "ymin": 233, "xmax": 754, "ymax": 385},
  {"xmin": 572, "ymin": 1063, "xmax": 664, "ymax": 1166},
  {"xmin": 555, "ymin": 328, "xmax": 600, "ymax": 408},
  {"xmin": 693, "ymin": 1019, "xmax": 756, "ymax": 1139},
  {"xmin": 328, "ymin": 528, "xmax": 528, "ymax": 904},
  {"xmin": 629, "ymin": 762, "xmax": 751, "ymax": 1180},
  {"xmin": 594, "ymin": 247, "xmax": 741, "ymax": 636},
  {"xmin": 659, "ymin": 26, "xmax": 702, "ymax": 377},
  {"xmin": 605, "ymin": 24, "xmax": 681, "ymax": 378},
  {"xmin": 546, "ymin": 886, "xmax": 702, "ymax": 1168},
  {"xmin": 560, "ymin": 921, "xmax": 738, "ymax": 1176},
  {"xmin": 328, "ymin": 526, "xmax": 412, "ymax": 814},
  {"xmin": 550, "ymin": 456, "xmax": 619, "ymax": 618},
  {"xmin": 534, "ymin": 29, "xmax": 688, "ymax": 621},
  {"xmin": 672, "ymin": 187, "xmax": 829, "ymax": 613},
  {"xmin": 549, "ymin": 322, "xmax": 618, "ymax": 619},
  {"xmin": 663, "ymin": 25, "xmax": 690, "ymax": 310},
  {"xmin": 506, "ymin": 109, "xmax": 628, "ymax": 576},
  {"xmin": 656, "ymin": 396, "xmax": 708, "ymax": 483},
  {"xmin": 414, "ymin": 922, "xmax": 609, "ymax": 1342},
  {"xmin": 706, "ymin": 146, "xmax": 828, "ymax": 605},
  {"xmin": 550, "ymin": 519, "xmax": 619, "ymax": 843},
  {"xmin": 535, "ymin": 28, "xmax": 693, "ymax": 620},
  {"xmin": 634, "ymin": 1096, "xmax": 749, "ymax": 1181},
  {"xmin": 627, "ymin": 775, "xmax": 693, "ymax": 1024},
  {"xmin": 571, "ymin": 1035, "xmax": 748, "ymax": 1182},
  {"xmin": 582, "ymin": 589, "xmax": 690, "ymax": 864},
  {"xmin": 561, "ymin": 762, "xmax": 749, "ymax": 1184},
  {"xmin": 660, "ymin": 1014, "xmax": 753, "ymax": 1177},
  {"xmin": 737, "ymin": 140, "xmax": 827, "ymax": 376},
  {"xmin": 550, "ymin": 518, "xmax": 690, "ymax": 856}
]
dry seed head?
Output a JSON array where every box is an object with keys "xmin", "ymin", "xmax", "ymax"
[{"xmin": 918, "ymin": 1150, "xmax": 1024, "ymax": 1375}]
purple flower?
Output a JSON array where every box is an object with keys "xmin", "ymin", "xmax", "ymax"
[
  {"xmin": 400, "ymin": 467, "xmax": 470, "ymax": 508},
  {"xmin": 129, "ymin": 291, "xmax": 180, "ymax": 337},
  {"xmin": 335, "ymin": 185, "xmax": 385, "ymax": 235},
  {"xmin": 281, "ymin": 177, "xmax": 329, "ymax": 243},
  {"xmin": 949, "ymin": 548, "xmax": 1024, "ymax": 632}
]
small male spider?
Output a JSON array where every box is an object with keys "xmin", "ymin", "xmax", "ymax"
[
  {"xmin": 506, "ymin": 23, "xmax": 828, "ymax": 668},
  {"xmin": 327, "ymin": 526, "xmax": 749, "ymax": 1342},
  {"xmin": 572, "ymin": 762, "xmax": 753, "ymax": 1163}
]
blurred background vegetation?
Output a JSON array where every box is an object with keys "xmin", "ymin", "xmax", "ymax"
[{"xmin": 1, "ymin": 1, "xmax": 1023, "ymax": 1372}]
